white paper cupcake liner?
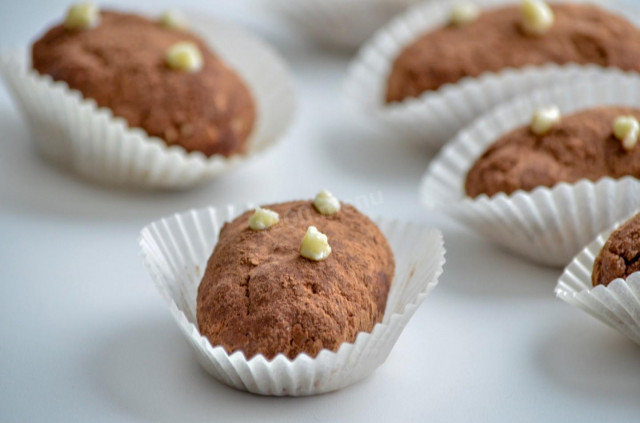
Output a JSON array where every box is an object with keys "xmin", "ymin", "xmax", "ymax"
[
  {"xmin": 420, "ymin": 69, "xmax": 640, "ymax": 267},
  {"xmin": 344, "ymin": 0, "xmax": 640, "ymax": 148},
  {"xmin": 0, "ymin": 13, "xmax": 296, "ymax": 189},
  {"xmin": 264, "ymin": 0, "xmax": 420, "ymax": 50},
  {"xmin": 556, "ymin": 218, "xmax": 640, "ymax": 344},
  {"xmin": 139, "ymin": 205, "xmax": 445, "ymax": 396}
]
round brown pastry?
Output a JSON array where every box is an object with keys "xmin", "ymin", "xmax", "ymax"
[
  {"xmin": 387, "ymin": 4, "xmax": 640, "ymax": 103},
  {"xmin": 196, "ymin": 200, "xmax": 395, "ymax": 360},
  {"xmin": 592, "ymin": 213, "xmax": 640, "ymax": 287},
  {"xmin": 32, "ymin": 10, "xmax": 255, "ymax": 157},
  {"xmin": 465, "ymin": 107, "xmax": 640, "ymax": 198}
]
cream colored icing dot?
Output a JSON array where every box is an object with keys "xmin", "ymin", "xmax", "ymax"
[
  {"xmin": 614, "ymin": 115, "xmax": 640, "ymax": 151},
  {"xmin": 64, "ymin": 3, "xmax": 100, "ymax": 30},
  {"xmin": 165, "ymin": 42, "xmax": 203, "ymax": 72},
  {"xmin": 313, "ymin": 190, "xmax": 341, "ymax": 215},
  {"xmin": 249, "ymin": 207, "xmax": 280, "ymax": 231},
  {"xmin": 531, "ymin": 106, "xmax": 561, "ymax": 135},
  {"xmin": 159, "ymin": 9, "xmax": 188, "ymax": 30},
  {"xmin": 450, "ymin": 2, "xmax": 480, "ymax": 27},
  {"xmin": 521, "ymin": 0, "xmax": 554, "ymax": 36},
  {"xmin": 300, "ymin": 226, "xmax": 331, "ymax": 261}
]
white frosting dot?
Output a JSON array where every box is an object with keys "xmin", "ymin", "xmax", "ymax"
[
  {"xmin": 64, "ymin": 3, "xmax": 100, "ymax": 30},
  {"xmin": 521, "ymin": 0, "xmax": 554, "ymax": 36},
  {"xmin": 165, "ymin": 42, "xmax": 203, "ymax": 72},
  {"xmin": 450, "ymin": 2, "xmax": 480, "ymax": 27},
  {"xmin": 159, "ymin": 9, "xmax": 188, "ymax": 30},
  {"xmin": 313, "ymin": 190, "xmax": 341, "ymax": 215},
  {"xmin": 530, "ymin": 106, "xmax": 561, "ymax": 135},
  {"xmin": 300, "ymin": 226, "xmax": 332, "ymax": 261},
  {"xmin": 248, "ymin": 207, "xmax": 279, "ymax": 231},
  {"xmin": 614, "ymin": 115, "xmax": 640, "ymax": 152}
]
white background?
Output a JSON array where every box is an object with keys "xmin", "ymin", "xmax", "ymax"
[{"xmin": 1, "ymin": 1, "xmax": 639, "ymax": 422}]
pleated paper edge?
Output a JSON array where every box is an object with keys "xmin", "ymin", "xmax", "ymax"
[
  {"xmin": 0, "ymin": 11, "xmax": 296, "ymax": 189},
  {"xmin": 419, "ymin": 69, "xmax": 640, "ymax": 266},
  {"xmin": 138, "ymin": 204, "xmax": 446, "ymax": 396},
  {"xmin": 263, "ymin": 0, "xmax": 420, "ymax": 49},
  {"xmin": 555, "ymin": 219, "xmax": 640, "ymax": 344},
  {"xmin": 343, "ymin": 0, "xmax": 640, "ymax": 146}
]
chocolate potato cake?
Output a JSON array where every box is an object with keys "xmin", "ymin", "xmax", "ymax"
[
  {"xmin": 32, "ymin": 10, "xmax": 255, "ymax": 157},
  {"xmin": 387, "ymin": 4, "xmax": 640, "ymax": 103},
  {"xmin": 593, "ymin": 213, "xmax": 640, "ymax": 287},
  {"xmin": 465, "ymin": 107, "xmax": 640, "ymax": 198},
  {"xmin": 196, "ymin": 200, "xmax": 395, "ymax": 360}
]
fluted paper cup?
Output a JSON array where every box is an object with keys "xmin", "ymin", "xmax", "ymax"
[
  {"xmin": 420, "ymin": 69, "xmax": 640, "ymax": 267},
  {"xmin": 344, "ymin": 0, "xmax": 640, "ymax": 149},
  {"xmin": 265, "ymin": 0, "xmax": 420, "ymax": 50},
  {"xmin": 138, "ymin": 205, "xmax": 445, "ymax": 396},
  {"xmin": 0, "ymin": 13, "xmax": 296, "ymax": 189},
  {"xmin": 556, "ymin": 218, "xmax": 640, "ymax": 344}
]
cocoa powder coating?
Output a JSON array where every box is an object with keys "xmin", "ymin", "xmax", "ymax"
[
  {"xmin": 196, "ymin": 201, "xmax": 395, "ymax": 360},
  {"xmin": 387, "ymin": 4, "xmax": 640, "ymax": 103},
  {"xmin": 32, "ymin": 11, "xmax": 255, "ymax": 157},
  {"xmin": 465, "ymin": 107, "xmax": 640, "ymax": 198}
]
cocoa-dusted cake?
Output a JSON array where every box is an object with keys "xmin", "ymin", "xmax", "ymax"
[
  {"xmin": 465, "ymin": 107, "xmax": 640, "ymax": 198},
  {"xmin": 196, "ymin": 194, "xmax": 395, "ymax": 360},
  {"xmin": 32, "ymin": 8, "xmax": 255, "ymax": 157},
  {"xmin": 592, "ymin": 213, "xmax": 640, "ymax": 287},
  {"xmin": 387, "ymin": 3, "xmax": 640, "ymax": 103}
]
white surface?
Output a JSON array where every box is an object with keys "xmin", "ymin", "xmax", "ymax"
[{"xmin": 1, "ymin": 1, "xmax": 639, "ymax": 422}]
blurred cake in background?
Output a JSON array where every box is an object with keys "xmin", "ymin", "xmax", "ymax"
[
  {"xmin": 465, "ymin": 106, "xmax": 640, "ymax": 197},
  {"xmin": 387, "ymin": 2, "xmax": 640, "ymax": 103},
  {"xmin": 32, "ymin": 5, "xmax": 256, "ymax": 157},
  {"xmin": 592, "ymin": 212, "xmax": 640, "ymax": 287}
]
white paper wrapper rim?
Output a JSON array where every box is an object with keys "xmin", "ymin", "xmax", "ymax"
[
  {"xmin": 138, "ymin": 205, "xmax": 445, "ymax": 396},
  {"xmin": 556, "ymin": 218, "xmax": 640, "ymax": 344},
  {"xmin": 420, "ymin": 69, "xmax": 640, "ymax": 267},
  {"xmin": 263, "ymin": 0, "xmax": 420, "ymax": 50},
  {"xmin": 344, "ymin": 0, "xmax": 640, "ymax": 148},
  {"xmin": 0, "ymin": 13, "xmax": 296, "ymax": 189}
]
